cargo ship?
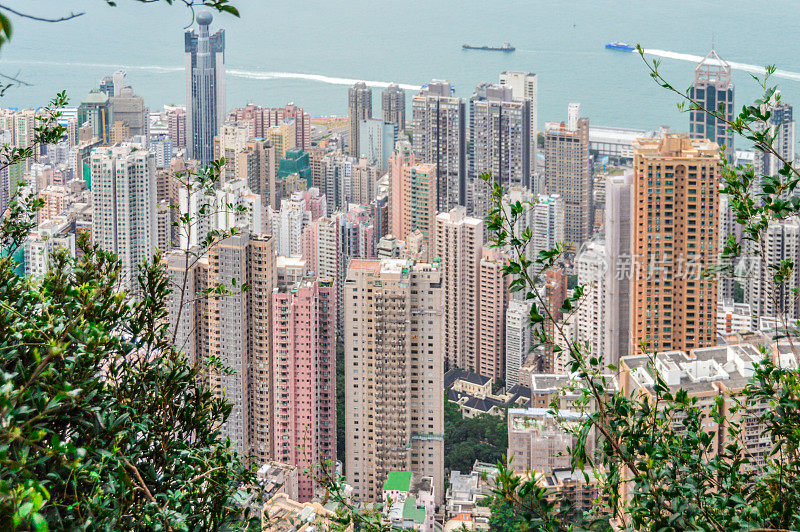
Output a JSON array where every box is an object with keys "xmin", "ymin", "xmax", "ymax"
[
  {"xmin": 462, "ymin": 42, "xmax": 515, "ymax": 52},
  {"xmin": 605, "ymin": 42, "xmax": 636, "ymax": 52}
]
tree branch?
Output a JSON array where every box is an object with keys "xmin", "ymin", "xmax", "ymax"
[{"xmin": 0, "ymin": 4, "xmax": 84, "ymax": 23}]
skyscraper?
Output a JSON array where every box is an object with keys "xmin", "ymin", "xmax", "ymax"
[
  {"xmin": 344, "ymin": 259, "xmax": 444, "ymax": 504},
  {"xmin": 753, "ymin": 101, "xmax": 794, "ymax": 178},
  {"xmin": 604, "ymin": 172, "xmax": 633, "ymax": 365},
  {"xmin": 631, "ymin": 134, "xmax": 720, "ymax": 353},
  {"xmin": 412, "ymin": 80, "xmax": 467, "ymax": 211},
  {"xmin": 690, "ymin": 48, "xmax": 734, "ymax": 157},
  {"xmin": 469, "ymin": 83, "xmax": 531, "ymax": 218},
  {"xmin": 478, "ymin": 247, "xmax": 510, "ymax": 381},
  {"xmin": 544, "ymin": 104, "xmax": 592, "ymax": 247},
  {"xmin": 272, "ymin": 279, "xmax": 336, "ymax": 501},
  {"xmin": 744, "ymin": 218, "xmax": 800, "ymax": 329},
  {"xmin": 506, "ymin": 299, "xmax": 534, "ymax": 386},
  {"xmin": 358, "ymin": 119, "xmax": 397, "ymax": 169},
  {"xmin": 389, "ymin": 140, "xmax": 416, "ymax": 238},
  {"xmin": 229, "ymin": 103, "xmax": 312, "ymax": 152},
  {"xmin": 381, "ymin": 83, "xmax": 406, "ymax": 131},
  {"xmin": 401, "ymin": 163, "xmax": 438, "ymax": 245},
  {"xmin": 185, "ymin": 11, "xmax": 226, "ymax": 164},
  {"xmin": 90, "ymin": 144, "xmax": 156, "ymax": 291},
  {"xmin": 167, "ymin": 107, "xmax": 187, "ymax": 149},
  {"xmin": 348, "ymin": 82, "xmax": 373, "ymax": 158},
  {"xmin": 166, "ymin": 232, "xmax": 275, "ymax": 465},
  {"xmin": 499, "ymin": 71, "xmax": 538, "ymax": 174},
  {"xmin": 500, "ymin": 187, "xmax": 563, "ymax": 279},
  {"xmin": 574, "ymin": 240, "xmax": 608, "ymax": 363},
  {"xmin": 434, "ymin": 207, "xmax": 484, "ymax": 371},
  {"xmin": 110, "ymin": 86, "xmax": 149, "ymax": 142},
  {"xmin": 78, "ymin": 90, "xmax": 112, "ymax": 145}
]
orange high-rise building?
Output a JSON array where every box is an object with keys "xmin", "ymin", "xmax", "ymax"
[{"xmin": 631, "ymin": 134, "xmax": 720, "ymax": 353}]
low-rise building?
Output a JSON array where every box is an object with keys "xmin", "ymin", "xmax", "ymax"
[
  {"xmin": 444, "ymin": 461, "xmax": 498, "ymax": 521},
  {"xmin": 620, "ymin": 342, "xmax": 800, "ymax": 469},
  {"xmin": 445, "ymin": 369, "xmax": 530, "ymax": 418},
  {"xmin": 717, "ymin": 299, "xmax": 753, "ymax": 336},
  {"xmin": 257, "ymin": 461, "xmax": 299, "ymax": 502},
  {"xmin": 262, "ymin": 493, "xmax": 347, "ymax": 531},
  {"xmin": 382, "ymin": 471, "xmax": 437, "ymax": 531},
  {"xmin": 507, "ymin": 408, "xmax": 588, "ymax": 474}
]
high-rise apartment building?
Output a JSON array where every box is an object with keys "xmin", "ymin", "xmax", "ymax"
[
  {"xmin": 166, "ymin": 232, "xmax": 275, "ymax": 465},
  {"xmin": 167, "ymin": 107, "xmax": 187, "ymax": 149},
  {"xmin": 412, "ymin": 80, "xmax": 467, "ymax": 211},
  {"xmin": 575, "ymin": 240, "xmax": 608, "ymax": 362},
  {"xmin": 753, "ymin": 101, "xmax": 794, "ymax": 178},
  {"xmin": 401, "ymin": 163, "xmax": 438, "ymax": 246},
  {"xmin": 179, "ymin": 177, "xmax": 262, "ymax": 249},
  {"xmin": 185, "ymin": 11, "xmax": 226, "ymax": 164},
  {"xmin": 542, "ymin": 268, "xmax": 568, "ymax": 373},
  {"xmin": 382, "ymin": 83, "xmax": 406, "ymax": 131},
  {"xmin": 267, "ymin": 121, "xmax": 297, "ymax": 160},
  {"xmin": 271, "ymin": 192, "xmax": 313, "ymax": 256},
  {"xmin": 434, "ymin": 207, "xmax": 484, "ymax": 371},
  {"xmin": 90, "ymin": 144, "xmax": 156, "ymax": 291},
  {"xmin": 229, "ymin": 103, "xmax": 312, "ymax": 151},
  {"xmin": 604, "ymin": 172, "xmax": 633, "ymax": 365},
  {"xmin": 544, "ymin": 104, "xmax": 592, "ymax": 247},
  {"xmin": 506, "ymin": 299, "xmax": 534, "ymax": 386},
  {"xmin": 631, "ymin": 134, "xmax": 720, "ymax": 353},
  {"xmin": 499, "ymin": 71, "xmax": 538, "ymax": 174},
  {"xmin": 344, "ymin": 259, "xmax": 444, "ymax": 504},
  {"xmin": 690, "ymin": 48, "xmax": 734, "ymax": 157},
  {"xmin": 215, "ymin": 123, "xmax": 250, "ymax": 180},
  {"xmin": 501, "ymin": 187, "xmax": 564, "ymax": 279},
  {"xmin": 389, "ymin": 140, "xmax": 416, "ymax": 238},
  {"xmin": 352, "ymin": 158, "xmax": 379, "ymax": 206},
  {"xmin": 272, "ymin": 279, "xmax": 336, "ymax": 501},
  {"xmin": 348, "ymin": 82, "xmax": 373, "ymax": 158},
  {"xmin": 358, "ymin": 119, "xmax": 397, "ymax": 169},
  {"xmin": 478, "ymin": 247, "xmax": 510, "ymax": 381},
  {"xmin": 78, "ymin": 90, "xmax": 112, "ymax": 145},
  {"xmin": 110, "ymin": 86, "xmax": 149, "ymax": 141},
  {"xmin": 320, "ymin": 152, "xmax": 357, "ymax": 212},
  {"xmin": 744, "ymin": 218, "xmax": 800, "ymax": 329},
  {"xmin": 469, "ymin": 83, "xmax": 530, "ymax": 218}
]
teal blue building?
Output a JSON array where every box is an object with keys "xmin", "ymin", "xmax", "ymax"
[{"xmin": 278, "ymin": 148, "xmax": 312, "ymax": 188}]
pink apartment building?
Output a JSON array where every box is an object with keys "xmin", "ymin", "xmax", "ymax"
[{"xmin": 272, "ymin": 279, "xmax": 337, "ymax": 501}]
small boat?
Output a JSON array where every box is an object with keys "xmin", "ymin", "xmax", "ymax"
[
  {"xmin": 462, "ymin": 42, "xmax": 515, "ymax": 52},
  {"xmin": 605, "ymin": 41, "xmax": 636, "ymax": 52}
]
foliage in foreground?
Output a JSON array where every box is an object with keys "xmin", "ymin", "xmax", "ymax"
[
  {"xmin": 480, "ymin": 56, "xmax": 800, "ymax": 530},
  {"xmin": 0, "ymin": 235, "xmax": 259, "ymax": 530}
]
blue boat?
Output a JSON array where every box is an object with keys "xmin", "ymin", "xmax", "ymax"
[{"xmin": 605, "ymin": 41, "xmax": 636, "ymax": 52}]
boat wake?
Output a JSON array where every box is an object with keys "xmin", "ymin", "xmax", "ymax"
[
  {"xmin": 227, "ymin": 69, "xmax": 421, "ymax": 90},
  {"xmin": 1, "ymin": 59, "xmax": 422, "ymax": 90},
  {"xmin": 642, "ymin": 49, "xmax": 800, "ymax": 82}
]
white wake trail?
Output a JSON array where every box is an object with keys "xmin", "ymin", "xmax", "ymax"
[
  {"xmin": 227, "ymin": 69, "xmax": 421, "ymax": 90},
  {"xmin": 1, "ymin": 59, "xmax": 421, "ymax": 89},
  {"xmin": 642, "ymin": 49, "xmax": 800, "ymax": 82}
]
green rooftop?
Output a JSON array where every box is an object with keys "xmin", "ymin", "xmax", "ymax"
[
  {"xmin": 383, "ymin": 471, "xmax": 412, "ymax": 492},
  {"xmin": 402, "ymin": 497, "xmax": 426, "ymax": 523}
]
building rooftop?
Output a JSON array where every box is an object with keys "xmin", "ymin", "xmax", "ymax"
[
  {"xmin": 445, "ymin": 368, "xmax": 491, "ymax": 388},
  {"xmin": 402, "ymin": 497, "xmax": 426, "ymax": 523},
  {"xmin": 632, "ymin": 134, "xmax": 719, "ymax": 158},
  {"xmin": 623, "ymin": 342, "xmax": 769, "ymax": 395},
  {"xmin": 383, "ymin": 471, "xmax": 412, "ymax": 492}
]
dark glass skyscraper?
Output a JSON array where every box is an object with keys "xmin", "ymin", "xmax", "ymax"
[
  {"xmin": 185, "ymin": 12, "xmax": 226, "ymax": 165},
  {"xmin": 690, "ymin": 48, "xmax": 734, "ymax": 158}
]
